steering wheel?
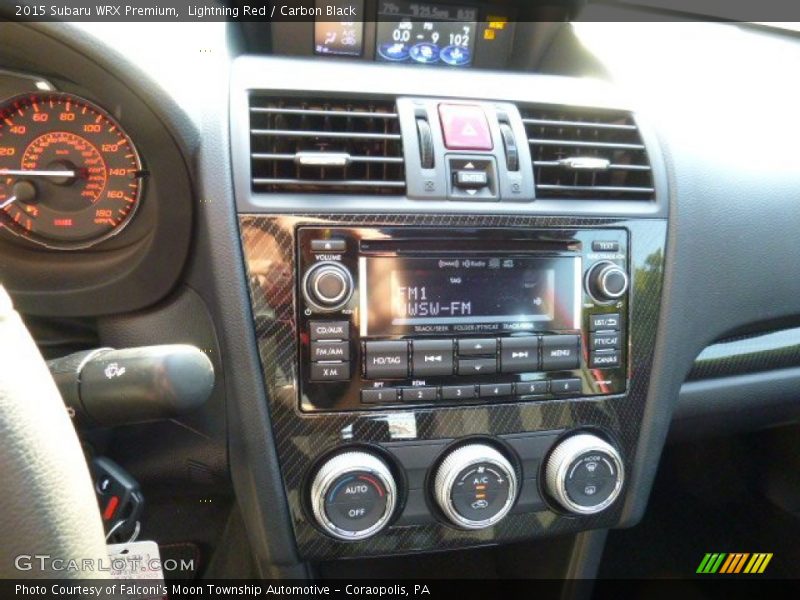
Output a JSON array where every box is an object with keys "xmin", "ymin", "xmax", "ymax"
[{"xmin": 0, "ymin": 285, "xmax": 109, "ymax": 578}]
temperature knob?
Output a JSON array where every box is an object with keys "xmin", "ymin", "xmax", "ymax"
[
  {"xmin": 586, "ymin": 261, "xmax": 629, "ymax": 302},
  {"xmin": 302, "ymin": 262, "xmax": 354, "ymax": 311},
  {"xmin": 544, "ymin": 433, "xmax": 624, "ymax": 515},
  {"xmin": 433, "ymin": 443, "xmax": 517, "ymax": 529},
  {"xmin": 310, "ymin": 451, "xmax": 397, "ymax": 540}
]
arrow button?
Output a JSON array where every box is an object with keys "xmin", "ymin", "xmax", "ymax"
[{"xmin": 458, "ymin": 358, "xmax": 497, "ymax": 375}]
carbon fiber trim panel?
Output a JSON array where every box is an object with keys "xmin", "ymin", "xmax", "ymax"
[{"xmin": 239, "ymin": 214, "xmax": 666, "ymax": 560}]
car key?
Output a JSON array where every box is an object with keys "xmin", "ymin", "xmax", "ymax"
[{"xmin": 92, "ymin": 457, "xmax": 144, "ymax": 542}]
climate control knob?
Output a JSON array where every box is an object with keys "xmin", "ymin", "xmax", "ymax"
[
  {"xmin": 310, "ymin": 451, "xmax": 397, "ymax": 540},
  {"xmin": 303, "ymin": 262, "xmax": 354, "ymax": 311},
  {"xmin": 544, "ymin": 433, "xmax": 624, "ymax": 515},
  {"xmin": 586, "ymin": 261, "xmax": 629, "ymax": 302},
  {"xmin": 433, "ymin": 443, "xmax": 517, "ymax": 529}
]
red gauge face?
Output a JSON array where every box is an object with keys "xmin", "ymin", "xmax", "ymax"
[{"xmin": 0, "ymin": 93, "xmax": 143, "ymax": 249}]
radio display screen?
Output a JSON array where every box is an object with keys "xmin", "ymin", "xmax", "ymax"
[
  {"xmin": 361, "ymin": 256, "xmax": 581, "ymax": 336},
  {"xmin": 375, "ymin": 1, "xmax": 478, "ymax": 67}
]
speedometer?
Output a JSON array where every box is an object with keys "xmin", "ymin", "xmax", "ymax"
[{"xmin": 0, "ymin": 92, "xmax": 143, "ymax": 249}]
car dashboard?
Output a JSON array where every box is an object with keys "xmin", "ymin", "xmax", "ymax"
[{"xmin": 2, "ymin": 0, "xmax": 800, "ymax": 582}]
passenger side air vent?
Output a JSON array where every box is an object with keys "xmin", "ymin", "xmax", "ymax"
[
  {"xmin": 249, "ymin": 96, "xmax": 405, "ymax": 194},
  {"xmin": 522, "ymin": 107, "xmax": 654, "ymax": 200}
]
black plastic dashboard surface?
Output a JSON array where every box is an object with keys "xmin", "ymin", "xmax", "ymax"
[{"xmin": 240, "ymin": 213, "xmax": 666, "ymax": 560}]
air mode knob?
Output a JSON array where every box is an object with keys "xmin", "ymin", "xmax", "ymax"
[
  {"xmin": 303, "ymin": 261, "xmax": 354, "ymax": 311},
  {"xmin": 544, "ymin": 433, "xmax": 624, "ymax": 515},
  {"xmin": 586, "ymin": 261, "xmax": 629, "ymax": 302},
  {"xmin": 433, "ymin": 443, "xmax": 517, "ymax": 529},
  {"xmin": 310, "ymin": 451, "xmax": 397, "ymax": 540}
]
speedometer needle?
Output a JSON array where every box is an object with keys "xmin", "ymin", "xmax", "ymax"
[
  {"xmin": 0, "ymin": 196, "xmax": 16, "ymax": 209},
  {"xmin": 0, "ymin": 168, "xmax": 77, "ymax": 178}
]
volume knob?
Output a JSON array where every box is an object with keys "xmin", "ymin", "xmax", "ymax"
[
  {"xmin": 303, "ymin": 262, "xmax": 354, "ymax": 311},
  {"xmin": 587, "ymin": 261, "xmax": 629, "ymax": 302}
]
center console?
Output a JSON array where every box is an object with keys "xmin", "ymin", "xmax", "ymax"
[{"xmin": 231, "ymin": 56, "xmax": 668, "ymax": 561}]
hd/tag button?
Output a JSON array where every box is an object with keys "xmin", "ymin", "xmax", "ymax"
[{"xmin": 365, "ymin": 341, "xmax": 409, "ymax": 379}]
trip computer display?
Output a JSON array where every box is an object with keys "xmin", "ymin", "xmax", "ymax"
[{"xmin": 375, "ymin": 1, "xmax": 478, "ymax": 66}]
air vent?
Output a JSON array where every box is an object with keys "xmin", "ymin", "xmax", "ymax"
[
  {"xmin": 522, "ymin": 107, "xmax": 654, "ymax": 200},
  {"xmin": 249, "ymin": 96, "xmax": 405, "ymax": 194}
]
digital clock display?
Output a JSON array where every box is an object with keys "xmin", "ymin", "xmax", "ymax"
[
  {"xmin": 375, "ymin": 1, "xmax": 478, "ymax": 66},
  {"xmin": 362, "ymin": 256, "xmax": 581, "ymax": 336}
]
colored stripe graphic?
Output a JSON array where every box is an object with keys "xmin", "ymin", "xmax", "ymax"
[
  {"xmin": 697, "ymin": 553, "xmax": 727, "ymax": 573},
  {"xmin": 744, "ymin": 553, "xmax": 773, "ymax": 574},
  {"xmin": 699, "ymin": 552, "xmax": 773, "ymax": 574},
  {"xmin": 719, "ymin": 553, "xmax": 749, "ymax": 573}
]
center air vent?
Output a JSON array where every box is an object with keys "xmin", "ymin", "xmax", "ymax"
[
  {"xmin": 522, "ymin": 107, "xmax": 654, "ymax": 200},
  {"xmin": 249, "ymin": 96, "xmax": 405, "ymax": 195}
]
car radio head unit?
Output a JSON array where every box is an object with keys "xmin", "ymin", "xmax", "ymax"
[{"xmin": 296, "ymin": 226, "xmax": 629, "ymax": 412}]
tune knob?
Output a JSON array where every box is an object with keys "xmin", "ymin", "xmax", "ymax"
[
  {"xmin": 433, "ymin": 443, "xmax": 517, "ymax": 529},
  {"xmin": 310, "ymin": 451, "xmax": 397, "ymax": 540},
  {"xmin": 586, "ymin": 261, "xmax": 629, "ymax": 302},
  {"xmin": 544, "ymin": 433, "xmax": 624, "ymax": 515},
  {"xmin": 303, "ymin": 262, "xmax": 354, "ymax": 311}
]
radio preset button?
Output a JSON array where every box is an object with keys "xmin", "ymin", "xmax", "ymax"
[
  {"xmin": 361, "ymin": 388, "xmax": 399, "ymax": 403},
  {"xmin": 590, "ymin": 350, "xmax": 620, "ymax": 368},
  {"xmin": 311, "ymin": 362, "xmax": 350, "ymax": 382},
  {"xmin": 310, "ymin": 321, "xmax": 350, "ymax": 341},
  {"xmin": 365, "ymin": 341, "xmax": 409, "ymax": 379},
  {"xmin": 440, "ymin": 385, "xmax": 477, "ymax": 400},
  {"xmin": 479, "ymin": 383, "xmax": 513, "ymax": 399},
  {"xmin": 401, "ymin": 387, "xmax": 438, "ymax": 402},
  {"xmin": 500, "ymin": 337, "xmax": 540, "ymax": 373},
  {"xmin": 590, "ymin": 314, "xmax": 620, "ymax": 332},
  {"xmin": 457, "ymin": 358, "xmax": 497, "ymax": 375},
  {"xmin": 311, "ymin": 341, "xmax": 350, "ymax": 361},
  {"xmin": 541, "ymin": 335, "xmax": 580, "ymax": 371},
  {"xmin": 458, "ymin": 338, "xmax": 497, "ymax": 356},
  {"xmin": 591, "ymin": 333, "xmax": 620, "ymax": 351},
  {"xmin": 551, "ymin": 378, "xmax": 582, "ymax": 394},
  {"xmin": 514, "ymin": 381, "xmax": 549, "ymax": 396},
  {"xmin": 411, "ymin": 339, "xmax": 454, "ymax": 377}
]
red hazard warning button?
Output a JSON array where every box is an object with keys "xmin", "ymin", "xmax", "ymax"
[{"xmin": 438, "ymin": 104, "xmax": 493, "ymax": 151}]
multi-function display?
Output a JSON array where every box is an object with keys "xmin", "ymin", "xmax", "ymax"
[
  {"xmin": 375, "ymin": 1, "xmax": 477, "ymax": 66},
  {"xmin": 362, "ymin": 256, "xmax": 580, "ymax": 335}
]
